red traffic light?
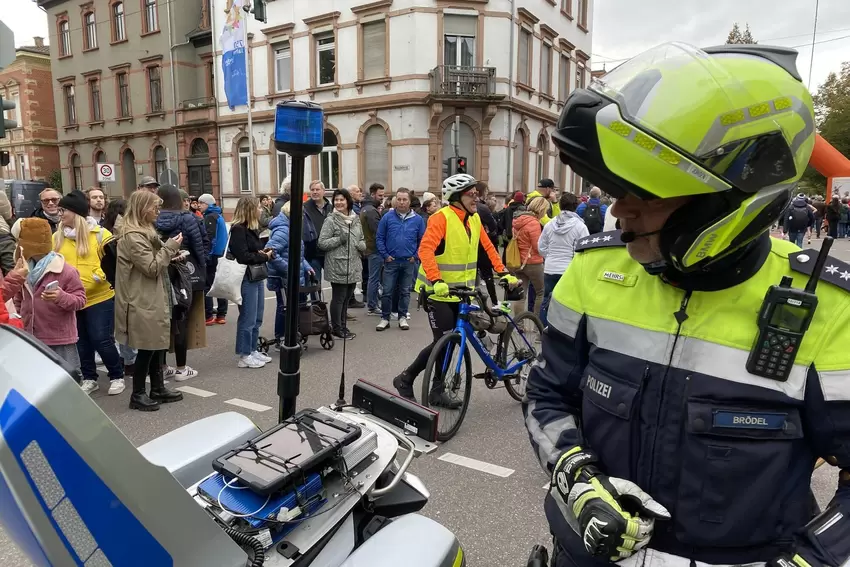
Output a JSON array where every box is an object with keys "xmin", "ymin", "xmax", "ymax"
[{"xmin": 457, "ymin": 159, "xmax": 465, "ymax": 167}]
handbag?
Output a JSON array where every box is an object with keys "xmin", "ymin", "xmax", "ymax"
[
  {"xmin": 246, "ymin": 262, "xmax": 268, "ymax": 282},
  {"xmin": 206, "ymin": 229, "xmax": 247, "ymax": 305}
]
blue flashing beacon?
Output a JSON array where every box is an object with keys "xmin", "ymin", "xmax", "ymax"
[{"xmin": 273, "ymin": 101, "xmax": 324, "ymax": 156}]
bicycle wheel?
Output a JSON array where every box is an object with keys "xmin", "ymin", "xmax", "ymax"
[
  {"xmin": 500, "ymin": 311, "xmax": 544, "ymax": 402},
  {"xmin": 422, "ymin": 332, "xmax": 473, "ymax": 442}
]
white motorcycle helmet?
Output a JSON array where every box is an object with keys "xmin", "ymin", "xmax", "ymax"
[{"xmin": 442, "ymin": 174, "xmax": 477, "ymax": 202}]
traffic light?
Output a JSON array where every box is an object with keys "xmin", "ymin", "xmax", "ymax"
[
  {"xmin": 252, "ymin": 0, "xmax": 267, "ymax": 23},
  {"xmin": 0, "ymin": 95, "xmax": 17, "ymax": 139},
  {"xmin": 442, "ymin": 157, "xmax": 452, "ymax": 180},
  {"xmin": 0, "ymin": 151, "xmax": 8, "ymax": 167},
  {"xmin": 456, "ymin": 156, "xmax": 467, "ymax": 174}
]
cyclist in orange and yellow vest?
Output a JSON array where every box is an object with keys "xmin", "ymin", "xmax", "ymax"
[{"xmin": 392, "ymin": 174, "xmax": 518, "ymax": 408}]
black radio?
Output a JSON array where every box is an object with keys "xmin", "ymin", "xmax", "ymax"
[{"xmin": 746, "ymin": 238, "xmax": 833, "ymax": 381}]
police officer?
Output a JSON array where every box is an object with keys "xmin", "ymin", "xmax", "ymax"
[{"xmin": 525, "ymin": 42, "xmax": 850, "ymax": 567}]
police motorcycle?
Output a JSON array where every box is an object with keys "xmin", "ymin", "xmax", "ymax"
[{"xmin": 0, "ymin": 101, "xmax": 465, "ymax": 567}]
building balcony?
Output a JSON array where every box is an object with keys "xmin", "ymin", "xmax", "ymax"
[
  {"xmin": 428, "ymin": 65, "xmax": 504, "ymax": 104},
  {"xmin": 176, "ymin": 97, "xmax": 217, "ymax": 127}
]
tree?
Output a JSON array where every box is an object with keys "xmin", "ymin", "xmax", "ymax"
[
  {"xmin": 800, "ymin": 62, "xmax": 850, "ymax": 193},
  {"xmin": 726, "ymin": 23, "xmax": 757, "ymax": 44},
  {"xmin": 47, "ymin": 170, "xmax": 62, "ymax": 191}
]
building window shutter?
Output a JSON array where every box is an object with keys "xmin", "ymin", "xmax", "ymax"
[
  {"xmin": 444, "ymin": 15, "xmax": 476, "ymax": 36},
  {"xmin": 362, "ymin": 21, "xmax": 386, "ymax": 80},
  {"xmin": 364, "ymin": 125, "xmax": 389, "ymax": 189}
]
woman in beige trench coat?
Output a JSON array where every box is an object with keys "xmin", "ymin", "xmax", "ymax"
[{"xmin": 113, "ymin": 190, "xmax": 185, "ymax": 412}]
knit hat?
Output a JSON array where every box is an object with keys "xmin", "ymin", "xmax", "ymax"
[
  {"xmin": 421, "ymin": 192, "xmax": 437, "ymax": 204},
  {"xmin": 59, "ymin": 190, "xmax": 89, "ymax": 218},
  {"xmin": 512, "ymin": 191, "xmax": 526, "ymax": 204},
  {"xmin": 198, "ymin": 193, "xmax": 215, "ymax": 206},
  {"xmin": 16, "ymin": 218, "xmax": 53, "ymax": 260}
]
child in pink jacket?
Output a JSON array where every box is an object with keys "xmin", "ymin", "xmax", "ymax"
[{"xmin": 1, "ymin": 219, "xmax": 86, "ymax": 378}]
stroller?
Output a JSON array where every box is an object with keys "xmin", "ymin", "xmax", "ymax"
[{"xmin": 257, "ymin": 276, "xmax": 334, "ymax": 354}]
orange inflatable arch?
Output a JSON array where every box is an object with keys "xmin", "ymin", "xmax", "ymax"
[{"xmin": 809, "ymin": 134, "xmax": 850, "ymax": 194}]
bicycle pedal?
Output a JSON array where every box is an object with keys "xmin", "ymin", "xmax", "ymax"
[{"xmin": 474, "ymin": 372, "xmax": 490, "ymax": 380}]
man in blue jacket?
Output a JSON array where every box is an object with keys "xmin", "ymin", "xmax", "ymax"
[
  {"xmin": 376, "ymin": 188, "xmax": 425, "ymax": 331},
  {"xmin": 199, "ymin": 193, "xmax": 229, "ymax": 325}
]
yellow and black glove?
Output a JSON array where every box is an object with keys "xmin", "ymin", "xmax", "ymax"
[
  {"xmin": 433, "ymin": 280, "xmax": 450, "ymax": 297},
  {"xmin": 499, "ymin": 274, "xmax": 519, "ymax": 288},
  {"xmin": 551, "ymin": 447, "xmax": 670, "ymax": 561}
]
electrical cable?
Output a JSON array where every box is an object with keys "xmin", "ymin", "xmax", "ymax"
[
  {"xmin": 217, "ymin": 476, "xmax": 272, "ymax": 519},
  {"xmin": 223, "ymin": 526, "xmax": 266, "ymax": 567}
]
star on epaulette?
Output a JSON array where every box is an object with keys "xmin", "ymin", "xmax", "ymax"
[
  {"xmin": 575, "ymin": 230, "xmax": 625, "ymax": 252},
  {"xmin": 788, "ymin": 249, "xmax": 850, "ymax": 293}
]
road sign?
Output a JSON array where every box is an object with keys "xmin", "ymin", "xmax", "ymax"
[
  {"xmin": 0, "ymin": 22, "xmax": 14, "ymax": 71},
  {"xmin": 96, "ymin": 163, "xmax": 116, "ymax": 182}
]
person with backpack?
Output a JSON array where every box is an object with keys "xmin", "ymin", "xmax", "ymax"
[
  {"xmin": 500, "ymin": 192, "xmax": 526, "ymax": 253},
  {"xmin": 114, "ymin": 190, "xmax": 185, "ymax": 411},
  {"xmin": 50, "ymin": 190, "xmax": 124, "ymax": 396},
  {"xmin": 576, "ymin": 186, "xmax": 608, "ymax": 234},
  {"xmin": 155, "ymin": 185, "xmax": 207, "ymax": 382},
  {"xmin": 198, "ymin": 193, "xmax": 229, "ymax": 325},
  {"xmin": 783, "ymin": 193, "xmax": 814, "ymax": 247},
  {"xmin": 510, "ymin": 196, "xmax": 548, "ymax": 315}
]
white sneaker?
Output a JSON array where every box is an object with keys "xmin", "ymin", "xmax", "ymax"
[
  {"xmin": 163, "ymin": 365, "xmax": 177, "ymax": 378},
  {"xmin": 376, "ymin": 319, "xmax": 390, "ymax": 332},
  {"xmin": 252, "ymin": 351, "xmax": 272, "ymax": 363},
  {"xmin": 238, "ymin": 355, "xmax": 265, "ymax": 369},
  {"xmin": 398, "ymin": 317, "xmax": 410, "ymax": 330},
  {"xmin": 80, "ymin": 380, "xmax": 99, "ymax": 395},
  {"xmin": 173, "ymin": 367, "xmax": 199, "ymax": 382},
  {"xmin": 108, "ymin": 378, "xmax": 125, "ymax": 395}
]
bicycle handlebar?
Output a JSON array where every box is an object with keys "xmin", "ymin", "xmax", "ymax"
[{"xmin": 418, "ymin": 280, "xmax": 518, "ymax": 319}]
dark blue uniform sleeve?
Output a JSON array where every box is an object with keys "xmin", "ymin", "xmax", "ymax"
[{"xmin": 523, "ymin": 300, "xmax": 590, "ymax": 473}]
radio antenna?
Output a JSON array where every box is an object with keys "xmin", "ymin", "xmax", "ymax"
[{"xmin": 805, "ymin": 237, "xmax": 833, "ymax": 294}]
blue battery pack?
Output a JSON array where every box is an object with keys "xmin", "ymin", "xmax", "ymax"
[{"xmin": 198, "ymin": 472, "xmax": 324, "ymax": 529}]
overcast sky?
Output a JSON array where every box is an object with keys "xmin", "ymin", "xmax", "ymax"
[{"xmin": 4, "ymin": 0, "xmax": 849, "ymax": 93}]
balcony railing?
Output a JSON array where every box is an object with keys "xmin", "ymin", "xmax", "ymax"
[
  {"xmin": 176, "ymin": 97, "xmax": 217, "ymax": 126},
  {"xmin": 429, "ymin": 65, "xmax": 498, "ymax": 99}
]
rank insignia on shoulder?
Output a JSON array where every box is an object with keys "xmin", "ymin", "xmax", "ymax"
[
  {"xmin": 576, "ymin": 230, "xmax": 626, "ymax": 252},
  {"xmin": 788, "ymin": 249, "xmax": 850, "ymax": 293}
]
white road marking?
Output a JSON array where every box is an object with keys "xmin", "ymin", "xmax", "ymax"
[
  {"xmin": 438, "ymin": 453, "xmax": 515, "ymax": 478},
  {"xmin": 176, "ymin": 386, "xmax": 217, "ymax": 398},
  {"xmin": 225, "ymin": 398, "xmax": 273, "ymax": 412}
]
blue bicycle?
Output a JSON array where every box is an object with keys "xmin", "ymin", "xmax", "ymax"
[{"xmin": 421, "ymin": 286, "xmax": 544, "ymax": 441}]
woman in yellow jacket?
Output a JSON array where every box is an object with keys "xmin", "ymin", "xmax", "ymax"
[{"xmin": 54, "ymin": 190, "xmax": 125, "ymax": 396}]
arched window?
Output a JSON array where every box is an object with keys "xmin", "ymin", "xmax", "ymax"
[
  {"xmin": 71, "ymin": 154, "xmax": 83, "ymax": 190},
  {"xmin": 320, "ymin": 129, "xmax": 339, "ymax": 189},
  {"xmin": 363, "ymin": 125, "xmax": 389, "ymax": 189},
  {"xmin": 238, "ymin": 140, "xmax": 251, "ymax": 193},
  {"xmin": 112, "ymin": 2, "xmax": 125, "ymax": 42},
  {"xmin": 84, "ymin": 12, "xmax": 97, "ymax": 50},
  {"xmin": 94, "ymin": 150, "xmax": 106, "ymax": 188},
  {"xmin": 512, "ymin": 129, "xmax": 527, "ymax": 192},
  {"xmin": 441, "ymin": 120, "xmax": 475, "ymax": 178},
  {"xmin": 536, "ymin": 133, "xmax": 548, "ymax": 183},
  {"xmin": 153, "ymin": 146, "xmax": 167, "ymax": 181},
  {"xmin": 122, "ymin": 148, "xmax": 136, "ymax": 195},
  {"xmin": 191, "ymin": 138, "xmax": 209, "ymax": 156}
]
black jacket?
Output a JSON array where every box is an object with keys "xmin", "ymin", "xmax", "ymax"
[
  {"xmin": 271, "ymin": 195, "xmax": 290, "ymax": 218},
  {"xmin": 303, "ymin": 198, "xmax": 332, "ymax": 259},
  {"xmin": 360, "ymin": 195, "xmax": 381, "ymax": 255},
  {"xmin": 228, "ymin": 223, "xmax": 268, "ymax": 265},
  {"xmin": 477, "ymin": 201, "xmax": 499, "ymax": 241},
  {"xmin": 30, "ymin": 207, "xmax": 59, "ymax": 233},
  {"xmin": 154, "ymin": 210, "xmax": 208, "ymax": 272}
]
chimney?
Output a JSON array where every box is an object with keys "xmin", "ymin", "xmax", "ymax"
[{"xmin": 33, "ymin": 37, "xmax": 44, "ymax": 47}]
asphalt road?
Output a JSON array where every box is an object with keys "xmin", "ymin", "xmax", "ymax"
[{"xmin": 0, "ymin": 232, "xmax": 845, "ymax": 567}]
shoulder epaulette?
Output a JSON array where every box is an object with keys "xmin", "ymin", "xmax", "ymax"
[
  {"xmin": 788, "ymin": 249, "xmax": 850, "ymax": 293},
  {"xmin": 575, "ymin": 230, "xmax": 626, "ymax": 252}
]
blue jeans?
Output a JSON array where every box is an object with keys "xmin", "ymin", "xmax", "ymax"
[
  {"xmin": 367, "ymin": 253, "xmax": 383, "ymax": 310},
  {"xmin": 381, "ymin": 260, "xmax": 416, "ymax": 319},
  {"xmin": 77, "ymin": 298, "xmax": 123, "ymax": 381},
  {"xmin": 236, "ymin": 279, "xmax": 265, "ymax": 356},
  {"xmin": 788, "ymin": 231, "xmax": 804, "ymax": 247},
  {"xmin": 540, "ymin": 273, "xmax": 562, "ymax": 326}
]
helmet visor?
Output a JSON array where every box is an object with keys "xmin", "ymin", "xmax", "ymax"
[{"xmin": 591, "ymin": 42, "xmax": 797, "ymax": 192}]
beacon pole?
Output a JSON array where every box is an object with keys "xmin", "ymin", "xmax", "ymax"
[{"xmin": 272, "ymin": 101, "xmax": 324, "ymax": 423}]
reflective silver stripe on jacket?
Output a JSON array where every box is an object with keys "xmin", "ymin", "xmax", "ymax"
[
  {"xmin": 585, "ymin": 316, "xmax": 808, "ymax": 400},
  {"xmin": 818, "ymin": 369, "xmax": 850, "ymax": 402},
  {"xmin": 618, "ymin": 548, "xmax": 764, "ymax": 567},
  {"xmin": 524, "ymin": 399, "xmax": 577, "ymax": 472},
  {"xmin": 547, "ymin": 300, "xmax": 582, "ymax": 339}
]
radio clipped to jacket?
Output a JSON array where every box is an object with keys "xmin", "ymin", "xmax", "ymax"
[{"xmin": 746, "ymin": 238, "xmax": 833, "ymax": 381}]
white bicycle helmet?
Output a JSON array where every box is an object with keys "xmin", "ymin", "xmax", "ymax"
[{"xmin": 442, "ymin": 174, "xmax": 477, "ymax": 202}]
